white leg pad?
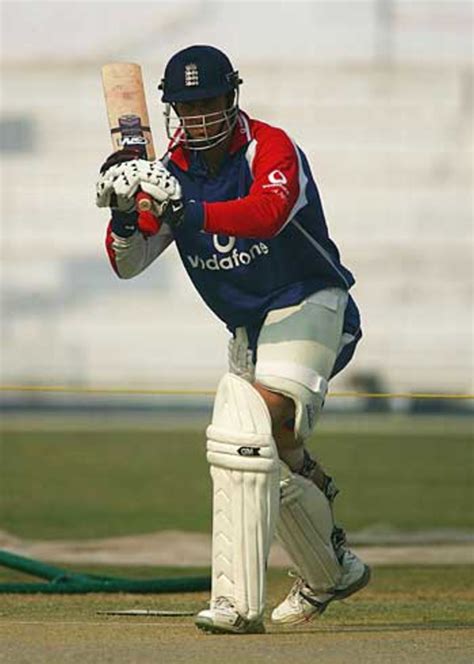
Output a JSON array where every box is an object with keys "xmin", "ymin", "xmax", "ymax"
[
  {"xmin": 276, "ymin": 463, "xmax": 343, "ymax": 592},
  {"xmin": 207, "ymin": 373, "xmax": 280, "ymax": 620}
]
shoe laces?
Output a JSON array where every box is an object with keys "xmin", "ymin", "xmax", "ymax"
[
  {"xmin": 287, "ymin": 571, "xmax": 311, "ymax": 603},
  {"xmin": 214, "ymin": 596, "xmax": 236, "ymax": 611}
]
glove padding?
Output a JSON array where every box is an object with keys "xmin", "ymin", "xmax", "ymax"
[
  {"xmin": 99, "ymin": 147, "xmax": 143, "ymax": 174},
  {"xmin": 96, "ymin": 147, "xmax": 144, "ymax": 213},
  {"xmin": 96, "ymin": 158, "xmax": 182, "ymax": 217}
]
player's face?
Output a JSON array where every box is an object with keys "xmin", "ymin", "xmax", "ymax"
[{"xmin": 175, "ymin": 95, "xmax": 229, "ymax": 140}]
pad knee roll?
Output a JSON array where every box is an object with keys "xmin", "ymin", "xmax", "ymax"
[{"xmin": 206, "ymin": 373, "xmax": 278, "ymax": 473}]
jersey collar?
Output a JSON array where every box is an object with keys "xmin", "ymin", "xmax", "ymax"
[{"xmin": 166, "ymin": 110, "xmax": 252, "ymax": 172}]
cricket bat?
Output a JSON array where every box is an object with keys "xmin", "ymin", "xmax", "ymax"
[{"xmin": 101, "ymin": 62, "xmax": 160, "ymax": 234}]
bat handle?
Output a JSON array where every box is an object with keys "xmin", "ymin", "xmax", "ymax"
[
  {"xmin": 135, "ymin": 191, "xmax": 161, "ymax": 236},
  {"xmin": 136, "ymin": 191, "xmax": 153, "ymax": 212}
]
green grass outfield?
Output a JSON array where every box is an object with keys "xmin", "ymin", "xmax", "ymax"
[
  {"xmin": 1, "ymin": 415, "xmax": 473, "ymax": 539},
  {"xmin": 1, "ymin": 565, "xmax": 473, "ymax": 663},
  {"xmin": 1, "ymin": 416, "xmax": 473, "ymax": 662}
]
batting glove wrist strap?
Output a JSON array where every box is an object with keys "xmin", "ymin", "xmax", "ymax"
[
  {"xmin": 160, "ymin": 199, "xmax": 185, "ymax": 228},
  {"xmin": 110, "ymin": 209, "xmax": 139, "ymax": 238}
]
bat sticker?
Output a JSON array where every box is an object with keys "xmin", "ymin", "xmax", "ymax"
[{"xmin": 111, "ymin": 114, "xmax": 151, "ymax": 150}]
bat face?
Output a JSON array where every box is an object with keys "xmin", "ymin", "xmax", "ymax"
[{"xmin": 101, "ymin": 62, "xmax": 155, "ymax": 160}]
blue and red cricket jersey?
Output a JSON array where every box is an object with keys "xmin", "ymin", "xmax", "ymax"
[{"xmin": 107, "ymin": 111, "xmax": 361, "ymax": 373}]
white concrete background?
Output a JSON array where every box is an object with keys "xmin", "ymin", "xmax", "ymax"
[{"xmin": 1, "ymin": 1, "xmax": 472, "ymax": 392}]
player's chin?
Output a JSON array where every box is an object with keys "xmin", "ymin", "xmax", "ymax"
[
  {"xmin": 188, "ymin": 123, "xmax": 223, "ymax": 139},
  {"xmin": 184, "ymin": 127, "xmax": 205, "ymax": 140}
]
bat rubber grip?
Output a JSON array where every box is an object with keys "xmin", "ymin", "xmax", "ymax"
[
  {"xmin": 136, "ymin": 191, "xmax": 153, "ymax": 212},
  {"xmin": 135, "ymin": 191, "xmax": 160, "ymax": 236}
]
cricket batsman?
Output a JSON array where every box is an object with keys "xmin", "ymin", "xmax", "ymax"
[{"xmin": 96, "ymin": 45, "xmax": 371, "ymax": 634}]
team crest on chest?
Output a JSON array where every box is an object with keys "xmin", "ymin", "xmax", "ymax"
[{"xmin": 185, "ymin": 63, "xmax": 199, "ymax": 87}]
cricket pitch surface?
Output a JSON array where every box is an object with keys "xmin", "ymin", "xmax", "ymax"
[
  {"xmin": 1, "ymin": 620, "xmax": 472, "ymax": 664},
  {"xmin": 1, "ymin": 534, "xmax": 473, "ymax": 663}
]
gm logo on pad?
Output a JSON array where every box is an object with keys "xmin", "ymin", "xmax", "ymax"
[{"xmin": 237, "ymin": 446, "xmax": 261, "ymax": 457}]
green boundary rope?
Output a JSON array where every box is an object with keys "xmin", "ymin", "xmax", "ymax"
[{"xmin": 0, "ymin": 550, "xmax": 210, "ymax": 594}]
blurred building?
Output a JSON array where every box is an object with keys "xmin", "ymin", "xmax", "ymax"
[{"xmin": 1, "ymin": 1, "xmax": 472, "ymax": 392}]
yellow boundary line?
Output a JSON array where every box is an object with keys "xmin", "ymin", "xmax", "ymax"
[{"xmin": 1, "ymin": 385, "xmax": 473, "ymax": 399}]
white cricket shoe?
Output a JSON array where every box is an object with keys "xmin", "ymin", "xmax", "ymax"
[
  {"xmin": 271, "ymin": 550, "xmax": 371, "ymax": 625},
  {"xmin": 195, "ymin": 597, "xmax": 265, "ymax": 635}
]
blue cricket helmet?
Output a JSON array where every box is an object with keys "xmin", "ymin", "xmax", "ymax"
[{"xmin": 159, "ymin": 45, "xmax": 242, "ymax": 103}]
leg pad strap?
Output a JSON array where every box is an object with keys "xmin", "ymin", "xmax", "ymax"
[{"xmin": 277, "ymin": 462, "xmax": 342, "ymax": 593}]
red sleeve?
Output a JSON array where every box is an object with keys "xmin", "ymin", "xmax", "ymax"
[{"xmin": 203, "ymin": 125, "xmax": 301, "ymax": 239}]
